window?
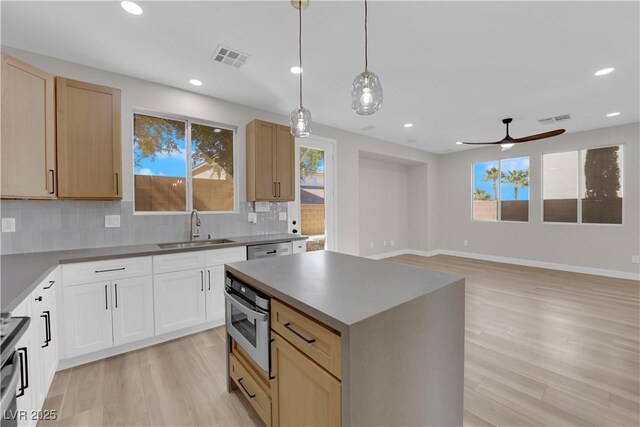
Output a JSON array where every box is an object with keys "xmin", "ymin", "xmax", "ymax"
[
  {"xmin": 133, "ymin": 112, "xmax": 236, "ymax": 213},
  {"xmin": 472, "ymin": 157, "xmax": 529, "ymax": 222},
  {"xmin": 543, "ymin": 145, "xmax": 623, "ymax": 224}
]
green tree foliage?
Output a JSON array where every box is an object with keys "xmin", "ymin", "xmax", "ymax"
[
  {"xmin": 482, "ymin": 167, "xmax": 499, "ymax": 200},
  {"xmin": 300, "ymin": 147, "xmax": 324, "ymax": 181},
  {"xmin": 584, "ymin": 146, "xmax": 620, "ymax": 200},
  {"xmin": 473, "ymin": 188, "xmax": 491, "ymax": 201},
  {"xmin": 133, "ymin": 114, "xmax": 234, "ymax": 177},
  {"xmin": 502, "ymin": 169, "xmax": 529, "ymax": 200}
]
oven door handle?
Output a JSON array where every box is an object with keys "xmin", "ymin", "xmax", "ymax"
[
  {"xmin": 1, "ymin": 352, "xmax": 22, "ymax": 413},
  {"xmin": 224, "ymin": 289, "xmax": 268, "ymax": 322}
]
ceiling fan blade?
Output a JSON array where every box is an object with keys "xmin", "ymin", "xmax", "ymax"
[
  {"xmin": 460, "ymin": 141, "xmax": 502, "ymax": 145},
  {"xmin": 513, "ymin": 129, "xmax": 565, "ymax": 143}
]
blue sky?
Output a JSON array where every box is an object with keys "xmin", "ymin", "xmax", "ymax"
[
  {"xmin": 134, "ymin": 138, "xmax": 186, "ymax": 177},
  {"xmin": 473, "ymin": 157, "xmax": 529, "ymax": 201}
]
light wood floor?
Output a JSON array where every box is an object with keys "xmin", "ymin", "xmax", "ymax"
[{"xmin": 41, "ymin": 255, "xmax": 639, "ymax": 426}]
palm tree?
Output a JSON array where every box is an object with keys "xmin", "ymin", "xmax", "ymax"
[
  {"xmin": 473, "ymin": 188, "xmax": 491, "ymax": 201},
  {"xmin": 482, "ymin": 167, "xmax": 499, "ymax": 200},
  {"xmin": 503, "ymin": 169, "xmax": 529, "ymax": 200}
]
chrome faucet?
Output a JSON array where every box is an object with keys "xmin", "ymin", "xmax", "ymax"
[{"xmin": 190, "ymin": 209, "xmax": 201, "ymax": 241}]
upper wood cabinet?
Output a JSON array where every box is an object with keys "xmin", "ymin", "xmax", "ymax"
[
  {"xmin": 56, "ymin": 77, "xmax": 122, "ymax": 199},
  {"xmin": 246, "ymin": 120, "xmax": 295, "ymax": 201},
  {"xmin": 1, "ymin": 53, "xmax": 57, "ymax": 199}
]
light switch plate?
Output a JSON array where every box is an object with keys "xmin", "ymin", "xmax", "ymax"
[
  {"xmin": 254, "ymin": 201, "xmax": 270, "ymax": 213},
  {"xmin": 279, "ymin": 212, "xmax": 287, "ymax": 221},
  {"xmin": 105, "ymin": 215, "xmax": 121, "ymax": 228},
  {"xmin": 1, "ymin": 218, "xmax": 16, "ymax": 233},
  {"xmin": 633, "ymin": 255, "xmax": 640, "ymax": 264},
  {"xmin": 248, "ymin": 212, "xmax": 258, "ymax": 224}
]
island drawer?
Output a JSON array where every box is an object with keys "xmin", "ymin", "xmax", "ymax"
[
  {"xmin": 231, "ymin": 339, "xmax": 271, "ymax": 390},
  {"xmin": 229, "ymin": 353, "xmax": 272, "ymax": 426},
  {"xmin": 272, "ymin": 300, "xmax": 341, "ymax": 379}
]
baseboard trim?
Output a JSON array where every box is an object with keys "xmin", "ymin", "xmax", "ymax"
[
  {"xmin": 58, "ymin": 318, "xmax": 224, "ymax": 370},
  {"xmin": 369, "ymin": 248, "xmax": 639, "ymax": 281}
]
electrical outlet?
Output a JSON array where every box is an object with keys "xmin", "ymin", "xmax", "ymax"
[
  {"xmin": 390, "ymin": 240, "xmax": 395, "ymax": 246},
  {"xmin": 279, "ymin": 212, "xmax": 287, "ymax": 221},
  {"xmin": 248, "ymin": 212, "xmax": 257, "ymax": 224},
  {"xmin": 370, "ymin": 242, "xmax": 374, "ymax": 249},
  {"xmin": 463, "ymin": 240, "xmax": 469, "ymax": 247},
  {"xmin": 383, "ymin": 241, "xmax": 387, "ymax": 247},
  {"xmin": 105, "ymin": 215, "xmax": 121, "ymax": 228},
  {"xmin": 1, "ymin": 218, "xmax": 16, "ymax": 233},
  {"xmin": 632, "ymin": 255, "xmax": 640, "ymax": 264}
]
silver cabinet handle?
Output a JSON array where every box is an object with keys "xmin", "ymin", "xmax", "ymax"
[
  {"xmin": 277, "ymin": 182, "xmax": 281, "ymax": 198},
  {"xmin": 208, "ymin": 269, "xmax": 211, "ymax": 291},
  {"xmin": 223, "ymin": 289, "xmax": 267, "ymax": 322},
  {"xmin": 105, "ymin": 285, "xmax": 108, "ymax": 310},
  {"xmin": 200, "ymin": 271, "xmax": 204, "ymax": 292},
  {"xmin": 115, "ymin": 283, "xmax": 118, "ymax": 308},
  {"xmin": 272, "ymin": 181, "xmax": 276, "ymax": 197},
  {"xmin": 95, "ymin": 267, "xmax": 125, "ymax": 273},
  {"xmin": 48, "ymin": 170, "xmax": 55, "ymax": 195}
]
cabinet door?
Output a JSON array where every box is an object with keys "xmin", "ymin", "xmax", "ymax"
[
  {"xmin": 205, "ymin": 265, "xmax": 225, "ymax": 323},
  {"xmin": 1, "ymin": 53, "xmax": 56, "ymax": 199},
  {"xmin": 153, "ymin": 269, "xmax": 206, "ymax": 335},
  {"xmin": 275, "ymin": 124, "xmax": 295, "ymax": 201},
  {"xmin": 32, "ymin": 285, "xmax": 57, "ymax": 407},
  {"xmin": 272, "ymin": 334, "xmax": 341, "ymax": 427},
  {"xmin": 63, "ymin": 281, "xmax": 113, "ymax": 358},
  {"xmin": 56, "ymin": 77, "xmax": 121, "ymax": 199},
  {"xmin": 248, "ymin": 120, "xmax": 276, "ymax": 201},
  {"xmin": 112, "ymin": 276, "xmax": 154, "ymax": 346}
]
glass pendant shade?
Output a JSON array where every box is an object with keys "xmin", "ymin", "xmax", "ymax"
[
  {"xmin": 351, "ymin": 70, "xmax": 383, "ymax": 115},
  {"xmin": 290, "ymin": 106, "xmax": 312, "ymax": 137}
]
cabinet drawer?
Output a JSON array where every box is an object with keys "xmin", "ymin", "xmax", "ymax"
[
  {"xmin": 205, "ymin": 246, "xmax": 246, "ymax": 266},
  {"xmin": 62, "ymin": 257, "xmax": 152, "ymax": 286},
  {"xmin": 231, "ymin": 339, "xmax": 270, "ymax": 391},
  {"xmin": 230, "ymin": 353, "xmax": 272, "ymax": 426},
  {"xmin": 153, "ymin": 251, "xmax": 205, "ymax": 274},
  {"xmin": 272, "ymin": 300, "xmax": 341, "ymax": 379}
]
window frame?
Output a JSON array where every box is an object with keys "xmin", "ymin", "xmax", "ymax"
[
  {"xmin": 470, "ymin": 155, "xmax": 531, "ymax": 223},
  {"xmin": 132, "ymin": 109, "xmax": 239, "ymax": 215},
  {"xmin": 541, "ymin": 143, "xmax": 625, "ymax": 226}
]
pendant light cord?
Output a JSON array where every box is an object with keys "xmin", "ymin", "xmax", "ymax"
[
  {"xmin": 364, "ymin": 0, "xmax": 368, "ymax": 71},
  {"xmin": 298, "ymin": 0, "xmax": 303, "ymax": 107}
]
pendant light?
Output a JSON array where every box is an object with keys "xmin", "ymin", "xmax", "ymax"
[
  {"xmin": 351, "ymin": 0, "xmax": 383, "ymax": 115},
  {"xmin": 290, "ymin": 0, "xmax": 311, "ymax": 137}
]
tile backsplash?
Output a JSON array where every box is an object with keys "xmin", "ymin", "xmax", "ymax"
[{"xmin": 0, "ymin": 200, "xmax": 288, "ymax": 255}]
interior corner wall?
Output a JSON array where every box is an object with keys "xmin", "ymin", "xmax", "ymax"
[
  {"xmin": 437, "ymin": 122, "xmax": 640, "ymax": 275},
  {"xmin": 358, "ymin": 158, "xmax": 410, "ymax": 257},
  {"xmin": 1, "ymin": 46, "xmax": 442, "ymax": 257},
  {"xmin": 408, "ymin": 163, "xmax": 430, "ymax": 252}
]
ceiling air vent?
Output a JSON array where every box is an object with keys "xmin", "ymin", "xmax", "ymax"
[
  {"xmin": 212, "ymin": 45, "xmax": 249, "ymax": 68},
  {"xmin": 538, "ymin": 114, "xmax": 572, "ymax": 125}
]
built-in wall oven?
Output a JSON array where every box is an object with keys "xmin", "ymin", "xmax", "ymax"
[{"xmin": 224, "ymin": 274, "xmax": 271, "ymax": 373}]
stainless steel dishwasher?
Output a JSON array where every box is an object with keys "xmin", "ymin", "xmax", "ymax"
[{"xmin": 247, "ymin": 241, "xmax": 293, "ymax": 260}]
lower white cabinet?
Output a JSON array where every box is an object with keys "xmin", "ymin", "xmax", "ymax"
[
  {"xmin": 112, "ymin": 276, "xmax": 154, "ymax": 346},
  {"xmin": 205, "ymin": 265, "xmax": 225, "ymax": 322},
  {"xmin": 63, "ymin": 281, "xmax": 113, "ymax": 358},
  {"xmin": 154, "ymin": 268, "xmax": 206, "ymax": 335},
  {"xmin": 63, "ymin": 275, "xmax": 154, "ymax": 358},
  {"xmin": 293, "ymin": 240, "xmax": 306, "ymax": 254}
]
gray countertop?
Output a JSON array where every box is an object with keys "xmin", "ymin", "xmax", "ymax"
[
  {"xmin": 1, "ymin": 233, "xmax": 306, "ymax": 314},
  {"xmin": 225, "ymin": 251, "xmax": 464, "ymax": 332}
]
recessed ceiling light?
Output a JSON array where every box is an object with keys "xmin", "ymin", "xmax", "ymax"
[
  {"xmin": 290, "ymin": 66, "xmax": 303, "ymax": 74},
  {"xmin": 120, "ymin": 1, "xmax": 143, "ymax": 15},
  {"xmin": 403, "ymin": 123, "xmax": 413, "ymax": 128},
  {"xmin": 189, "ymin": 79, "xmax": 203, "ymax": 86},
  {"xmin": 455, "ymin": 141, "xmax": 463, "ymax": 145},
  {"xmin": 214, "ymin": 128, "xmax": 222, "ymax": 133},
  {"xmin": 606, "ymin": 112, "xmax": 620, "ymax": 117},
  {"xmin": 594, "ymin": 67, "xmax": 614, "ymax": 76}
]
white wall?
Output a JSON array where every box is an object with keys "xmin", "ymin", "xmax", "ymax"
[
  {"xmin": 437, "ymin": 123, "xmax": 640, "ymax": 275},
  {"xmin": 3, "ymin": 46, "xmax": 440, "ymax": 256},
  {"xmin": 358, "ymin": 157, "xmax": 410, "ymax": 257}
]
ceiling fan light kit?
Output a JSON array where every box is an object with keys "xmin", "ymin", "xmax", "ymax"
[
  {"xmin": 290, "ymin": 0, "xmax": 312, "ymax": 137},
  {"xmin": 461, "ymin": 117, "xmax": 565, "ymax": 148},
  {"xmin": 352, "ymin": 0, "xmax": 383, "ymax": 115}
]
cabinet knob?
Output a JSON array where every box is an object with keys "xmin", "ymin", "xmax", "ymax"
[{"xmin": 34, "ymin": 296, "xmax": 43, "ymax": 302}]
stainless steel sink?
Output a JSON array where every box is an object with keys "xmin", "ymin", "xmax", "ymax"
[{"xmin": 158, "ymin": 239, "xmax": 236, "ymax": 249}]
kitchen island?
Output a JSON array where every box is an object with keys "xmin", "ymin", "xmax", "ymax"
[{"xmin": 225, "ymin": 250, "xmax": 465, "ymax": 426}]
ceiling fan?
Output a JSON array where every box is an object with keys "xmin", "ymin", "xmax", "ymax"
[{"xmin": 461, "ymin": 118, "xmax": 565, "ymax": 150}]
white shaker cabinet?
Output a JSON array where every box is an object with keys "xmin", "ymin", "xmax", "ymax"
[
  {"xmin": 112, "ymin": 276, "xmax": 154, "ymax": 346},
  {"xmin": 153, "ymin": 268, "xmax": 206, "ymax": 335},
  {"xmin": 63, "ymin": 281, "xmax": 113, "ymax": 358},
  {"xmin": 205, "ymin": 265, "xmax": 225, "ymax": 322}
]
